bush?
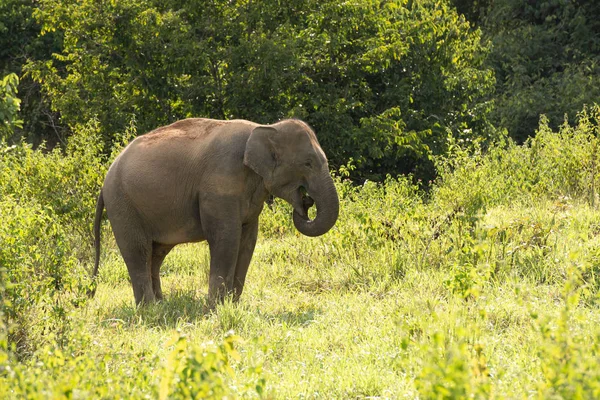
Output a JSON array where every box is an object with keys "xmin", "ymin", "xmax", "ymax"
[
  {"xmin": 1, "ymin": 119, "xmax": 107, "ymax": 246},
  {"xmin": 415, "ymin": 332, "xmax": 491, "ymax": 399},
  {"xmin": 0, "ymin": 196, "xmax": 87, "ymax": 355},
  {"xmin": 535, "ymin": 270, "xmax": 600, "ymax": 398},
  {"xmin": 0, "ymin": 118, "xmax": 112, "ymax": 356},
  {"xmin": 158, "ymin": 332, "xmax": 266, "ymax": 399},
  {"xmin": 433, "ymin": 104, "xmax": 600, "ymax": 214},
  {"xmin": 0, "ymin": 330, "xmax": 266, "ymax": 399}
]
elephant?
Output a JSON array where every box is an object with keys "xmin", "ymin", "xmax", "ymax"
[{"xmin": 91, "ymin": 118, "xmax": 339, "ymax": 306}]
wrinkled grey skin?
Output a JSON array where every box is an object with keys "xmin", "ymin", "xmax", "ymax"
[{"xmin": 92, "ymin": 118, "xmax": 339, "ymax": 306}]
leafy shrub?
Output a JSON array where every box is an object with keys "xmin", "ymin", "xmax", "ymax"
[
  {"xmin": 528, "ymin": 108, "xmax": 600, "ymax": 203},
  {"xmin": 157, "ymin": 332, "xmax": 266, "ymax": 399},
  {"xmin": 428, "ymin": 106, "xmax": 600, "ymax": 300},
  {"xmin": 0, "ymin": 119, "xmax": 111, "ymax": 355},
  {"xmin": 0, "ymin": 326, "xmax": 154, "ymax": 399},
  {"xmin": 0, "ymin": 260, "xmax": 8, "ymax": 369},
  {"xmin": 0, "ymin": 196, "xmax": 86, "ymax": 356},
  {"xmin": 535, "ymin": 272, "xmax": 600, "ymax": 399},
  {"xmin": 0, "ymin": 329, "xmax": 266, "ymax": 399},
  {"xmin": 415, "ymin": 332, "xmax": 492, "ymax": 399},
  {"xmin": 431, "ymin": 105, "xmax": 600, "ymax": 230},
  {"xmin": 0, "ymin": 119, "xmax": 107, "ymax": 248}
]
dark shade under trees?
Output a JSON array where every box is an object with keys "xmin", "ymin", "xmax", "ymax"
[{"xmin": 478, "ymin": 0, "xmax": 600, "ymax": 142}]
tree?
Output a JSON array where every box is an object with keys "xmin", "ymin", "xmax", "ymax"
[
  {"xmin": 280, "ymin": 0, "xmax": 497, "ymax": 179},
  {"xmin": 450, "ymin": 0, "xmax": 492, "ymax": 26},
  {"xmin": 0, "ymin": 0, "xmax": 61, "ymax": 145},
  {"xmin": 482, "ymin": 0, "xmax": 600, "ymax": 142},
  {"xmin": 27, "ymin": 0, "xmax": 496, "ymax": 180},
  {"xmin": 0, "ymin": 73, "xmax": 22, "ymax": 140}
]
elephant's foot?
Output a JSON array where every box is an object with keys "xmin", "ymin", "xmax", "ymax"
[
  {"xmin": 152, "ymin": 278, "xmax": 164, "ymax": 301},
  {"xmin": 132, "ymin": 280, "xmax": 157, "ymax": 306},
  {"xmin": 206, "ymin": 285, "xmax": 239, "ymax": 310}
]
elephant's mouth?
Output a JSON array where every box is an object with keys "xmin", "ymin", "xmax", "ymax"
[
  {"xmin": 292, "ymin": 171, "xmax": 339, "ymax": 237},
  {"xmin": 293, "ymin": 186, "xmax": 315, "ymax": 220}
]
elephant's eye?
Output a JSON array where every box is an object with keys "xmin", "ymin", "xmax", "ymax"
[{"xmin": 304, "ymin": 160, "xmax": 312, "ymax": 168}]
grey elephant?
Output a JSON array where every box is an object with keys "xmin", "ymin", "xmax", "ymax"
[{"xmin": 92, "ymin": 118, "xmax": 339, "ymax": 305}]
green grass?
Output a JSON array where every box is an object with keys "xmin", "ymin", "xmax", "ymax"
[{"xmin": 4, "ymin": 197, "xmax": 600, "ymax": 398}]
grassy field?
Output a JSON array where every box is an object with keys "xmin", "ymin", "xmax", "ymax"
[
  {"xmin": 91, "ymin": 198, "xmax": 600, "ymax": 399},
  {"xmin": 5, "ymin": 196, "xmax": 600, "ymax": 399},
  {"xmin": 2, "ymin": 111, "xmax": 600, "ymax": 398}
]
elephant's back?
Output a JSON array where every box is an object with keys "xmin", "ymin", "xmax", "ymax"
[
  {"xmin": 136, "ymin": 118, "xmax": 226, "ymax": 144},
  {"xmin": 132, "ymin": 118, "xmax": 257, "ymax": 146}
]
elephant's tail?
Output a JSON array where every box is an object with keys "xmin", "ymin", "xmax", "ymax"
[{"xmin": 89, "ymin": 189, "xmax": 104, "ymax": 298}]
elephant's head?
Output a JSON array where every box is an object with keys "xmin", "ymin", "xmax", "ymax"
[{"xmin": 244, "ymin": 119, "xmax": 339, "ymax": 237}]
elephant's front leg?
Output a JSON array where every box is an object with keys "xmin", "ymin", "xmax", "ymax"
[
  {"xmin": 232, "ymin": 219, "xmax": 259, "ymax": 302},
  {"xmin": 206, "ymin": 221, "xmax": 242, "ymax": 306}
]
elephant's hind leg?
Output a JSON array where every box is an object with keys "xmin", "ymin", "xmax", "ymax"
[
  {"xmin": 120, "ymin": 240, "xmax": 155, "ymax": 305},
  {"xmin": 105, "ymin": 195, "xmax": 156, "ymax": 305},
  {"xmin": 111, "ymin": 223, "xmax": 155, "ymax": 305},
  {"xmin": 151, "ymin": 242, "xmax": 174, "ymax": 300}
]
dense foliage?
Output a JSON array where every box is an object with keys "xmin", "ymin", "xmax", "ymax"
[
  {"xmin": 0, "ymin": 73, "xmax": 22, "ymax": 140},
  {"xmin": 0, "ymin": 0, "xmax": 60, "ymax": 145},
  {"xmin": 0, "ymin": 120, "xmax": 109, "ymax": 356},
  {"xmin": 22, "ymin": 0, "xmax": 497, "ymax": 179},
  {"xmin": 2, "ymin": 0, "xmax": 598, "ymax": 179},
  {"xmin": 450, "ymin": 0, "xmax": 600, "ymax": 142},
  {"xmin": 2, "ymin": 0, "xmax": 495, "ymax": 180},
  {"xmin": 482, "ymin": 0, "xmax": 600, "ymax": 142}
]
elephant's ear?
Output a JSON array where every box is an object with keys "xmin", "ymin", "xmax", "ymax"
[{"xmin": 244, "ymin": 126, "xmax": 279, "ymax": 181}]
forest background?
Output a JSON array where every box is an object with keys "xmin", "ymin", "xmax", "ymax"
[
  {"xmin": 1, "ymin": 0, "xmax": 600, "ymax": 398},
  {"xmin": 1, "ymin": 0, "xmax": 598, "ymax": 181}
]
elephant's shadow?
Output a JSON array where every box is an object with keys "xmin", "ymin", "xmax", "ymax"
[
  {"xmin": 98, "ymin": 291, "xmax": 211, "ymax": 329},
  {"xmin": 97, "ymin": 294, "xmax": 322, "ymax": 331}
]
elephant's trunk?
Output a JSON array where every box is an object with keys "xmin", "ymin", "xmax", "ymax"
[{"xmin": 293, "ymin": 170, "xmax": 339, "ymax": 237}]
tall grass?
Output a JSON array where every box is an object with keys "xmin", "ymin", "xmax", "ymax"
[{"xmin": 1, "ymin": 106, "xmax": 600, "ymax": 398}]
